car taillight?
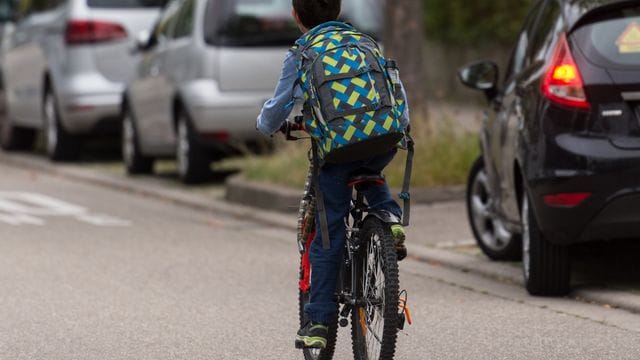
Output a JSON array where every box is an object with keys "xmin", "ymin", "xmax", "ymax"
[
  {"xmin": 541, "ymin": 34, "xmax": 590, "ymax": 110},
  {"xmin": 65, "ymin": 20, "xmax": 127, "ymax": 45},
  {"xmin": 543, "ymin": 192, "xmax": 591, "ymax": 208}
]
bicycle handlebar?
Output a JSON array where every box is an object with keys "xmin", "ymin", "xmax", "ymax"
[{"xmin": 280, "ymin": 116, "xmax": 305, "ymax": 141}]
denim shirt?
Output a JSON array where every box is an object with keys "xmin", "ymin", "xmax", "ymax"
[{"xmin": 256, "ymin": 22, "xmax": 410, "ymax": 136}]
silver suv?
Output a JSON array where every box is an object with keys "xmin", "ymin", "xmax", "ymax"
[
  {"xmin": 122, "ymin": 0, "xmax": 382, "ymax": 183},
  {"xmin": 0, "ymin": 0, "xmax": 164, "ymax": 160}
]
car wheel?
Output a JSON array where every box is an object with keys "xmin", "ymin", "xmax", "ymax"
[
  {"xmin": 521, "ymin": 193, "xmax": 571, "ymax": 296},
  {"xmin": 467, "ymin": 157, "xmax": 521, "ymax": 261},
  {"xmin": 176, "ymin": 108, "xmax": 209, "ymax": 184},
  {"xmin": 0, "ymin": 91, "xmax": 35, "ymax": 151},
  {"xmin": 122, "ymin": 104, "xmax": 154, "ymax": 175},
  {"xmin": 43, "ymin": 88, "xmax": 80, "ymax": 161}
]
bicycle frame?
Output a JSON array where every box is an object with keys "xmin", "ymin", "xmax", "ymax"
[{"xmin": 298, "ymin": 167, "xmax": 398, "ymax": 326}]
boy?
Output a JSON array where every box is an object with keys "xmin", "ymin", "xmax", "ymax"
[{"xmin": 256, "ymin": 0, "xmax": 410, "ymax": 349}]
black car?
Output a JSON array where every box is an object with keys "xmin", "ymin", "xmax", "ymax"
[{"xmin": 459, "ymin": 0, "xmax": 640, "ymax": 296}]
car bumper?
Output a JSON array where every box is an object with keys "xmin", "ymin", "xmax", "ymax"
[
  {"xmin": 182, "ymin": 80, "xmax": 269, "ymax": 142},
  {"xmin": 527, "ymin": 133, "xmax": 640, "ymax": 245},
  {"xmin": 57, "ymin": 73, "xmax": 124, "ymax": 135}
]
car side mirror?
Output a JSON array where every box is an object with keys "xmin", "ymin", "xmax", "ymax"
[
  {"xmin": 458, "ymin": 61, "xmax": 500, "ymax": 101},
  {"xmin": 134, "ymin": 29, "xmax": 152, "ymax": 53}
]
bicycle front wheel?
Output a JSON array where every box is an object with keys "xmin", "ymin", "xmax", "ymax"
[{"xmin": 351, "ymin": 217, "xmax": 400, "ymax": 360}]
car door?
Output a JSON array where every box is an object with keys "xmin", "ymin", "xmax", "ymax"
[
  {"xmin": 501, "ymin": 1, "xmax": 564, "ymax": 222},
  {"xmin": 161, "ymin": 0, "xmax": 196, "ymax": 146},
  {"xmin": 129, "ymin": 0, "xmax": 181, "ymax": 153},
  {"xmin": 4, "ymin": 0, "xmax": 64, "ymax": 128},
  {"xmin": 485, "ymin": 0, "xmax": 545, "ymax": 222}
]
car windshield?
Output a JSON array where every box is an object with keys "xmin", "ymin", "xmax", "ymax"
[
  {"xmin": 206, "ymin": 0, "xmax": 383, "ymax": 46},
  {"xmin": 0, "ymin": 0, "xmax": 11, "ymax": 22},
  {"xmin": 573, "ymin": 6, "xmax": 640, "ymax": 69},
  {"xmin": 87, "ymin": 0, "xmax": 167, "ymax": 8}
]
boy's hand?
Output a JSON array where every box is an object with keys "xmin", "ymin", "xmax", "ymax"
[
  {"xmin": 279, "ymin": 121, "xmax": 304, "ymax": 135},
  {"xmin": 279, "ymin": 122, "xmax": 290, "ymax": 134}
]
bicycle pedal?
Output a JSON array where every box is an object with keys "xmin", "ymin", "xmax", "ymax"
[
  {"xmin": 398, "ymin": 290, "xmax": 413, "ymax": 329},
  {"xmin": 397, "ymin": 312, "xmax": 406, "ymax": 330}
]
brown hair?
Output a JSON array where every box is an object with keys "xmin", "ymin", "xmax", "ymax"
[{"xmin": 292, "ymin": 0, "xmax": 342, "ymax": 29}]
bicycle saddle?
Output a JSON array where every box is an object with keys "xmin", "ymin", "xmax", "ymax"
[{"xmin": 347, "ymin": 174, "xmax": 386, "ymax": 188}]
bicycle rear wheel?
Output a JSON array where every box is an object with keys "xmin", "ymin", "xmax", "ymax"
[{"xmin": 351, "ymin": 217, "xmax": 400, "ymax": 360}]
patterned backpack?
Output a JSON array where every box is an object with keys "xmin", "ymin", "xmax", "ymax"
[{"xmin": 292, "ymin": 23, "xmax": 406, "ymax": 164}]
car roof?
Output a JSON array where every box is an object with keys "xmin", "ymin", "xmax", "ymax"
[{"xmin": 559, "ymin": 0, "xmax": 639, "ymax": 29}]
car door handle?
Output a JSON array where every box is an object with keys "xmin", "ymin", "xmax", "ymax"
[{"xmin": 150, "ymin": 65, "xmax": 160, "ymax": 77}]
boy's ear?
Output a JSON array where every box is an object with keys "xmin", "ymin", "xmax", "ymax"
[{"xmin": 292, "ymin": 8, "xmax": 307, "ymax": 33}]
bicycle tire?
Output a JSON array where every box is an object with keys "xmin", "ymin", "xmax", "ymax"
[
  {"xmin": 351, "ymin": 217, "xmax": 400, "ymax": 360},
  {"xmin": 299, "ymin": 267, "xmax": 339, "ymax": 360}
]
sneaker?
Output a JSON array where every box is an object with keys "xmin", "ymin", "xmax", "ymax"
[
  {"xmin": 391, "ymin": 224, "xmax": 407, "ymax": 261},
  {"xmin": 295, "ymin": 321, "xmax": 328, "ymax": 349}
]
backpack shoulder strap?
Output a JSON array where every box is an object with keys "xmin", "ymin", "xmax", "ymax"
[{"xmin": 312, "ymin": 141, "xmax": 331, "ymax": 250}]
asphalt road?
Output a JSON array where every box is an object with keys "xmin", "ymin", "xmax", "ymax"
[{"xmin": 1, "ymin": 163, "xmax": 640, "ymax": 359}]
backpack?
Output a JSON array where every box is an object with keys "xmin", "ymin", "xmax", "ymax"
[{"xmin": 292, "ymin": 23, "xmax": 406, "ymax": 164}]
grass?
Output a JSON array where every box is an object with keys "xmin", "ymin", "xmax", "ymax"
[{"xmin": 220, "ymin": 118, "xmax": 480, "ymax": 189}]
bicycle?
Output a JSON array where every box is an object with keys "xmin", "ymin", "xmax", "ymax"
[{"xmin": 284, "ymin": 118, "xmax": 413, "ymax": 360}]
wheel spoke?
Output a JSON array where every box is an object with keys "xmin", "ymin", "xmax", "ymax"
[{"xmin": 361, "ymin": 231, "xmax": 387, "ymax": 360}]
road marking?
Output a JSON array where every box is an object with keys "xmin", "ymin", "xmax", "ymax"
[
  {"xmin": 76, "ymin": 213, "xmax": 132, "ymax": 227},
  {"xmin": 0, "ymin": 213, "xmax": 45, "ymax": 226},
  {"xmin": 0, "ymin": 192, "xmax": 131, "ymax": 227}
]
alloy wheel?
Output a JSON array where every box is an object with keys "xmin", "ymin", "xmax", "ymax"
[
  {"xmin": 469, "ymin": 168, "xmax": 513, "ymax": 252},
  {"xmin": 522, "ymin": 196, "xmax": 531, "ymax": 280},
  {"xmin": 44, "ymin": 92, "xmax": 58, "ymax": 156},
  {"xmin": 176, "ymin": 117, "xmax": 190, "ymax": 178},
  {"xmin": 122, "ymin": 112, "xmax": 136, "ymax": 168}
]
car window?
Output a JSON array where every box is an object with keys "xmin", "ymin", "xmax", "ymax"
[
  {"xmin": 87, "ymin": 0, "xmax": 166, "ymax": 7},
  {"xmin": 154, "ymin": 0, "xmax": 182, "ymax": 40},
  {"xmin": 527, "ymin": 0, "xmax": 563, "ymax": 63},
  {"xmin": 172, "ymin": 0, "xmax": 195, "ymax": 39},
  {"xmin": 340, "ymin": 0, "xmax": 383, "ymax": 38},
  {"xmin": 204, "ymin": 0, "xmax": 383, "ymax": 46},
  {"xmin": 572, "ymin": 5, "xmax": 640, "ymax": 70},
  {"xmin": 205, "ymin": 0, "xmax": 299, "ymax": 46},
  {"xmin": 0, "ymin": 0, "xmax": 13, "ymax": 22},
  {"xmin": 504, "ymin": 0, "xmax": 545, "ymax": 83},
  {"xmin": 17, "ymin": 0, "xmax": 65, "ymax": 17}
]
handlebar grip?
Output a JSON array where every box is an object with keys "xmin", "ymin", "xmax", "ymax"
[{"xmin": 289, "ymin": 122, "xmax": 304, "ymax": 131}]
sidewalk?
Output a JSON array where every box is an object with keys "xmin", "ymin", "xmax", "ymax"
[{"xmin": 2, "ymin": 150, "xmax": 640, "ymax": 315}]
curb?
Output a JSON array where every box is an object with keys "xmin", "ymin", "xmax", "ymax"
[
  {"xmin": 2, "ymin": 151, "xmax": 639, "ymax": 315},
  {"xmin": 225, "ymin": 174, "xmax": 466, "ymax": 213},
  {"xmin": 410, "ymin": 245, "xmax": 640, "ymax": 314}
]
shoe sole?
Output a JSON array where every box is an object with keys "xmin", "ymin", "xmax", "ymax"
[{"xmin": 295, "ymin": 335, "xmax": 327, "ymax": 349}]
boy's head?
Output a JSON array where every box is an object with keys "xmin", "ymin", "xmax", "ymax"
[{"xmin": 292, "ymin": 0, "xmax": 341, "ymax": 32}]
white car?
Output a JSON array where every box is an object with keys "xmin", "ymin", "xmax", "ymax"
[
  {"xmin": 0, "ymin": 0, "xmax": 164, "ymax": 160},
  {"xmin": 122, "ymin": 0, "xmax": 382, "ymax": 183}
]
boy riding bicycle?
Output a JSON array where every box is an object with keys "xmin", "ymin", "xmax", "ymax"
[{"xmin": 256, "ymin": 0, "xmax": 410, "ymax": 350}]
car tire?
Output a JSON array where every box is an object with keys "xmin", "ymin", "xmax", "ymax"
[
  {"xmin": 122, "ymin": 103, "xmax": 154, "ymax": 175},
  {"xmin": 175, "ymin": 108, "xmax": 209, "ymax": 184},
  {"xmin": 43, "ymin": 88, "xmax": 81, "ymax": 161},
  {"xmin": 466, "ymin": 156, "xmax": 521, "ymax": 261},
  {"xmin": 521, "ymin": 193, "xmax": 571, "ymax": 296},
  {"xmin": 0, "ymin": 89, "xmax": 35, "ymax": 151}
]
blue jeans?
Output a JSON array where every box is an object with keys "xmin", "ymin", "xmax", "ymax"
[{"xmin": 304, "ymin": 149, "xmax": 402, "ymax": 324}]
